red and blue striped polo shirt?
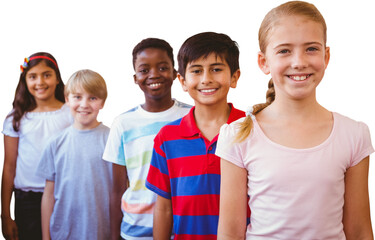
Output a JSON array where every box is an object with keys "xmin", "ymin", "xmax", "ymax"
[{"xmin": 146, "ymin": 104, "xmax": 245, "ymax": 239}]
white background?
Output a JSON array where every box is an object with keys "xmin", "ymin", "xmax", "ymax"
[{"xmin": 1, "ymin": 0, "xmax": 374, "ymax": 237}]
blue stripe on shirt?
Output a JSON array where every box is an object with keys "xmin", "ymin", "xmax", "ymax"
[
  {"xmin": 121, "ymin": 221, "xmax": 153, "ymax": 237},
  {"xmin": 163, "ymin": 138, "xmax": 206, "ymax": 159},
  {"xmin": 171, "ymin": 174, "xmax": 221, "ymax": 196},
  {"xmin": 173, "ymin": 215, "xmax": 219, "ymax": 235},
  {"xmin": 122, "ymin": 121, "xmax": 171, "ymax": 144}
]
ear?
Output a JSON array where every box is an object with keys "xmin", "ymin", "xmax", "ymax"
[
  {"xmin": 324, "ymin": 46, "xmax": 330, "ymax": 69},
  {"xmin": 65, "ymin": 96, "xmax": 70, "ymax": 105},
  {"xmin": 177, "ymin": 73, "xmax": 188, "ymax": 92},
  {"xmin": 99, "ymin": 99, "xmax": 105, "ymax": 110},
  {"xmin": 133, "ymin": 74, "xmax": 138, "ymax": 84},
  {"xmin": 172, "ymin": 69, "xmax": 177, "ymax": 81},
  {"xmin": 258, "ymin": 51, "xmax": 270, "ymax": 75},
  {"xmin": 230, "ymin": 69, "xmax": 241, "ymax": 88}
]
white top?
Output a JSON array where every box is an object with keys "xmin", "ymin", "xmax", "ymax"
[
  {"xmin": 103, "ymin": 99, "xmax": 191, "ymax": 240},
  {"xmin": 2, "ymin": 104, "xmax": 73, "ymax": 192},
  {"xmin": 216, "ymin": 112, "xmax": 374, "ymax": 239}
]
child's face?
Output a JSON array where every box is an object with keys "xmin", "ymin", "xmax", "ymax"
[
  {"xmin": 133, "ymin": 48, "xmax": 176, "ymax": 102},
  {"xmin": 25, "ymin": 61, "xmax": 59, "ymax": 104},
  {"xmin": 258, "ymin": 15, "xmax": 330, "ymax": 101},
  {"xmin": 66, "ymin": 88, "xmax": 104, "ymax": 130},
  {"xmin": 178, "ymin": 53, "xmax": 240, "ymax": 108}
]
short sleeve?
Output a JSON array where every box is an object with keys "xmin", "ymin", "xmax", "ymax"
[
  {"xmin": 350, "ymin": 121, "xmax": 374, "ymax": 167},
  {"xmin": 2, "ymin": 115, "xmax": 18, "ymax": 137},
  {"xmin": 146, "ymin": 130, "xmax": 171, "ymax": 199},
  {"xmin": 216, "ymin": 122, "xmax": 245, "ymax": 169},
  {"xmin": 36, "ymin": 140, "xmax": 56, "ymax": 181},
  {"xmin": 102, "ymin": 117, "xmax": 126, "ymax": 166}
]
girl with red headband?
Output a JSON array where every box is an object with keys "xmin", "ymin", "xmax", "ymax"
[{"xmin": 1, "ymin": 52, "xmax": 72, "ymax": 240}]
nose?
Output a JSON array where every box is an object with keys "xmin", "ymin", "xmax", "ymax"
[
  {"xmin": 291, "ymin": 51, "xmax": 308, "ymax": 70},
  {"xmin": 149, "ymin": 68, "xmax": 161, "ymax": 79},
  {"xmin": 80, "ymin": 98, "xmax": 89, "ymax": 107},
  {"xmin": 35, "ymin": 75, "xmax": 45, "ymax": 85},
  {"xmin": 201, "ymin": 71, "xmax": 213, "ymax": 85}
]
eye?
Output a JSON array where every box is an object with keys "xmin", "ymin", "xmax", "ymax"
[
  {"xmin": 90, "ymin": 96, "xmax": 98, "ymax": 101},
  {"xmin": 27, "ymin": 75, "xmax": 36, "ymax": 80},
  {"xmin": 278, "ymin": 49, "xmax": 290, "ymax": 54},
  {"xmin": 307, "ymin": 47, "xmax": 318, "ymax": 52},
  {"xmin": 212, "ymin": 68, "xmax": 223, "ymax": 73},
  {"xmin": 191, "ymin": 69, "xmax": 202, "ymax": 74},
  {"xmin": 139, "ymin": 69, "xmax": 149, "ymax": 74},
  {"xmin": 73, "ymin": 95, "xmax": 81, "ymax": 100},
  {"xmin": 159, "ymin": 66, "xmax": 169, "ymax": 71}
]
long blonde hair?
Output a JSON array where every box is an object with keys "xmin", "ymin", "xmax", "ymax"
[{"xmin": 236, "ymin": 1, "xmax": 327, "ymax": 142}]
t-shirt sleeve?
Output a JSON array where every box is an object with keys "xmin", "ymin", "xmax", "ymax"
[
  {"xmin": 350, "ymin": 121, "xmax": 374, "ymax": 167},
  {"xmin": 146, "ymin": 131, "xmax": 171, "ymax": 199},
  {"xmin": 36, "ymin": 140, "xmax": 56, "ymax": 181},
  {"xmin": 102, "ymin": 117, "xmax": 126, "ymax": 166},
  {"xmin": 216, "ymin": 123, "xmax": 245, "ymax": 169},
  {"xmin": 2, "ymin": 115, "xmax": 18, "ymax": 138}
]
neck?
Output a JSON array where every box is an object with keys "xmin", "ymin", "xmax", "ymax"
[
  {"xmin": 33, "ymin": 98, "xmax": 63, "ymax": 112},
  {"xmin": 142, "ymin": 96, "xmax": 174, "ymax": 113},
  {"xmin": 194, "ymin": 102, "xmax": 231, "ymax": 126},
  {"xmin": 267, "ymin": 94, "xmax": 328, "ymax": 121}
]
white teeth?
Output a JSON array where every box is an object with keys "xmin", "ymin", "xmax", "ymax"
[
  {"xmin": 290, "ymin": 75, "xmax": 308, "ymax": 81},
  {"xmin": 149, "ymin": 83, "xmax": 162, "ymax": 87},
  {"xmin": 200, "ymin": 89, "xmax": 216, "ymax": 93}
]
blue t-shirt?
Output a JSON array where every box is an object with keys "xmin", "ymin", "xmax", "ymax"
[{"xmin": 37, "ymin": 123, "xmax": 112, "ymax": 240}]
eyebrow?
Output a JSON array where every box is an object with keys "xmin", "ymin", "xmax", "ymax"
[
  {"xmin": 273, "ymin": 42, "xmax": 323, "ymax": 49},
  {"xmin": 188, "ymin": 62, "xmax": 226, "ymax": 69},
  {"xmin": 137, "ymin": 61, "xmax": 171, "ymax": 68},
  {"xmin": 27, "ymin": 70, "xmax": 53, "ymax": 75}
]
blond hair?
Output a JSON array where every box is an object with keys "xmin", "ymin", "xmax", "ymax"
[
  {"xmin": 65, "ymin": 69, "xmax": 108, "ymax": 102},
  {"xmin": 236, "ymin": 1, "xmax": 327, "ymax": 142}
]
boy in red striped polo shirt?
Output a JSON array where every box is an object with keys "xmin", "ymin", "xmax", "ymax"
[{"xmin": 146, "ymin": 32, "xmax": 247, "ymax": 239}]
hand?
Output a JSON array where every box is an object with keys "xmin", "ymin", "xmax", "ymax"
[{"xmin": 1, "ymin": 216, "xmax": 18, "ymax": 240}]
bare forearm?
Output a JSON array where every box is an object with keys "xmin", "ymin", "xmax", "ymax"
[
  {"xmin": 153, "ymin": 209, "xmax": 173, "ymax": 240},
  {"xmin": 41, "ymin": 183, "xmax": 55, "ymax": 240},
  {"xmin": 110, "ymin": 191, "xmax": 124, "ymax": 240},
  {"xmin": 111, "ymin": 164, "xmax": 127, "ymax": 240},
  {"xmin": 1, "ymin": 164, "xmax": 16, "ymax": 219}
]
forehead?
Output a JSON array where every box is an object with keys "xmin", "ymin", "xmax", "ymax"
[
  {"xmin": 188, "ymin": 53, "xmax": 227, "ymax": 67},
  {"xmin": 135, "ymin": 48, "xmax": 172, "ymax": 66},
  {"xmin": 267, "ymin": 15, "xmax": 325, "ymax": 48},
  {"xmin": 27, "ymin": 61, "xmax": 54, "ymax": 74}
]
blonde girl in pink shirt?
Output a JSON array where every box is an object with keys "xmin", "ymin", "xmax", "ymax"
[{"xmin": 216, "ymin": 1, "xmax": 373, "ymax": 239}]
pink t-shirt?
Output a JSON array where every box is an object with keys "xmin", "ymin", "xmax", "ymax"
[{"xmin": 216, "ymin": 112, "xmax": 373, "ymax": 239}]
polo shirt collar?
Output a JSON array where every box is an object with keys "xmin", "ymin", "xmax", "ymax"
[{"xmin": 179, "ymin": 103, "xmax": 243, "ymax": 138}]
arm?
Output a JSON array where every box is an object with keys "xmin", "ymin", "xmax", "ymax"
[
  {"xmin": 41, "ymin": 180, "xmax": 55, "ymax": 240},
  {"xmin": 153, "ymin": 195, "xmax": 173, "ymax": 240},
  {"xmin": 343, "ymin": 156, "xmax": 373, "ymax": 240},
  {"xmin": 110, "ymin": 164, "xmax": 128, "ymax": 240},
  {"xmin": 1, "ymin": 135, "xmax": 19, "ymax": 240},
  {"xmin": 217, "ymin": 158, "xmax": 248, "ymax": 240}
]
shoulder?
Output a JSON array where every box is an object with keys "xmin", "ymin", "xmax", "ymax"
[
  {"xmin": 220, "ymin": 117, "xmax": 247, "ymax": 139},
  {"xmin": 173, "ymin": 99, "xmax": 193, "ymax": 109},
  {"xmin": 2, "ymin": 112, "xmax": 16, "ymax": 136},
  {"xmin": 334, "ymin": 112, "xmax": 370, "ymax": 135},
  {"xmin": 44, "ymin": 126, "xmax": 72, "ymax": 149},
  {"xmin": 228, "ymin": 104, "xmax": 246, "ymax": 123}
]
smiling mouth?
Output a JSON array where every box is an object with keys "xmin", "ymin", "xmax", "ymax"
[
  {"xmin": 199, "ymin": 88, "xmax": 217, "ymax": 93},
  {"xmin": 148, "ymin": 83, "xmax": 162, "ymax": 88},
  {"xmin": 288, "ymin": 74, "xmax": 312, "ymax": 81}
]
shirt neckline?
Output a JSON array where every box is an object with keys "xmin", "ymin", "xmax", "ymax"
[{"xmin": 252, "ymin": 112, "xmax": 336, "ymax": 152}]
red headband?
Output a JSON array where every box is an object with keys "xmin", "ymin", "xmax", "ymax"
[{"xmin": 20, "ymin": 55, "xmax": 58, "ymax": 73}]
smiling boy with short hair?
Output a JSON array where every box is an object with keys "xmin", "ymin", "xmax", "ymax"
[
  {"xmin": 37, "ymin": 69, "xmax": 112, "ymax": 240},
  {"xmin": 103, "ymin": 38, "xmax": 191, "ymax": 240},
  {"xmin": 146, "ymin": 32, "xmax": 246, "ymax": 239}
]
